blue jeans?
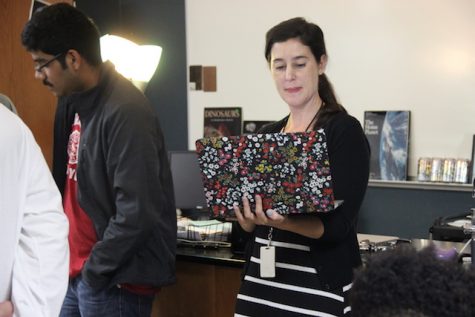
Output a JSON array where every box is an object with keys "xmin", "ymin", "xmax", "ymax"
[{"xmin": 59, "ymin": 275, "xmax": 154, "ymax": 317}]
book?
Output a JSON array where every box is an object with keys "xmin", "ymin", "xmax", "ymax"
[
  {"xmin": 242, "ymin": 120, "xmax": 274, "ymax": 134},
  {"xmin": 203, "ymin": 107, "xmax": 242, "ymax": 137},
  {"xmin": 364, "ymin": 111, "xmax": 410, "ymax": 180}
]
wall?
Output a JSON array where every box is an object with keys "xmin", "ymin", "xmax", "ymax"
[
  {"xmin": 77, "ymin": 0, "xmax": 188, "ymax": 150},
  {"xmin": 359, "ymin": 186, "xmax": 473, "ymax": 239},
  {"xmin": 1, "ymin": 0, "xmax": 187, "ymax": 164},
  {"xmin": 186, "ymin": 0, "xmax": 475, "ymax": 178},
  {"xmin": 3, "ymin": 1, "xmax": 473, "ymax": 239},
  {"xmin": 0, "ymin": 0, "xmax": 72, "ymax": 166}
]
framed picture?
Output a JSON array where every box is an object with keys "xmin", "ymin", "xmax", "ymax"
[
  {"xmin": 30, "ymin": 0, "xmax": 50, "ymax": 19},
  {"xmin": 363, "ymin": 110, "xmax": 410, "ymax": 181},
  {"xmin": 203, "ymin": 107, "xmax": 242, "ymax": 138},
  {"xmin": 242, "ymin": 120, "xmax": 274, "ymax": 134}
]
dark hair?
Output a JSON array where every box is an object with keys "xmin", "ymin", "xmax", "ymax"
[
  {"xmin": 21, "ymin": 3, "xmax": 102, "ymax": 67},
  {"xmin": 265, "ymin": 17, "xmax": 346, "ymax": 128},
  {"xmin": 350, "ymin": 245, "xmax": 475, "ymax": 317}
]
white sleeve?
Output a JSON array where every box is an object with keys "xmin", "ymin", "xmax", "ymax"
[{"xmin": 11, "ymin": 125, "xmax": 69, "ymax": 317}]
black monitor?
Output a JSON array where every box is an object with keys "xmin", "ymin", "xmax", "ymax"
[{"xmin": 168, "ymin": 151, "xmax": 208, "ymax": 218}]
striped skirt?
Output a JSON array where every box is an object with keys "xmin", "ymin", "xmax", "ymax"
[{"xmin": 234, "ymin": 233, "xmax": 352, "ymax": 317}]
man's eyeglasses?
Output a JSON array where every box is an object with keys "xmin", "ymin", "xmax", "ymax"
[{"xmin": 34, "ymin": 52, "xmax": 65, "ymax": 73}]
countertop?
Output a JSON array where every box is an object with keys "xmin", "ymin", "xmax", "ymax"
[{"xmin": 176, "ymin": 233, "xmax": 471, "ymax": 267}]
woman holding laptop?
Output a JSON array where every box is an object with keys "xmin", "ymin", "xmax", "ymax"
[{"xmin": 233, "ymin": 17, "xmax": 370, "ymax": 316}]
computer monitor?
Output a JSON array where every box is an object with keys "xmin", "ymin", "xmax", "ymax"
[{"xmin": 168, "ymin": 151, "xmax": 208, "ymax": 217}]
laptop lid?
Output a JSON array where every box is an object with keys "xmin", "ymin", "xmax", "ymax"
[{"xmin": 195, "ymin": 130, "xmax": 336, "ymax": 219}]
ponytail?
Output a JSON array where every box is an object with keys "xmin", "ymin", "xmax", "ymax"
[{"xmin": 315, "ymin": 73, "xmax": 346, "ymax": 129}]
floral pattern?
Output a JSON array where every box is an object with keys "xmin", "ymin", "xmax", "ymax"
[{"xmin": 195, "ymin": 130, "xmax": 335, "ymax": 218}]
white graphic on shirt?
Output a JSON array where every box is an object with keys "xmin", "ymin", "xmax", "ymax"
[{"xmin": 66, "ymin": 113, "xmax": 81, "ymax": 181}]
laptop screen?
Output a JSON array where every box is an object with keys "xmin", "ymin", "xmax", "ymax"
[{"xmin": 168, "ymin": 151, "xmax": 208, "ymax": 212}]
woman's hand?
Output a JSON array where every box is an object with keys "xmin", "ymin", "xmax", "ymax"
[
  {"xmin": 0, "ymin": 301, "xmax": 13, "ymax": 317},
  {"xmin": 233, "ymin": 195, "xmax": 285, "ymax": 232},
  {"xmin": 234, "ymin": 194, "xmax": 325, "ymax": 239}
]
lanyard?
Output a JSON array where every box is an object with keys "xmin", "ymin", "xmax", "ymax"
[{"xmin": 267, "ymin": 227, "xmax": 273, "ymax": 246}]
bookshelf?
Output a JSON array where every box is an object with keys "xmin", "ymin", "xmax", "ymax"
[{"xmin": 368, "ymin": 179, "xmax": 472, "ymax": 192}]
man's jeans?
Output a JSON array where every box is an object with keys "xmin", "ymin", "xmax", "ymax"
[{"xmin": 59, "ymin": 275, "xmax": 154, "ymax": 317}]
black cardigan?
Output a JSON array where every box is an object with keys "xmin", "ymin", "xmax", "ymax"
[{"xmin": 245, "ymin": 111, "xmax": 370, "ymax": 290}]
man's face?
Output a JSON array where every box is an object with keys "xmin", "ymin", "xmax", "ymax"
[{"xmin": 30, "ymin": 51, "xmax": 77, "ymax": 97}]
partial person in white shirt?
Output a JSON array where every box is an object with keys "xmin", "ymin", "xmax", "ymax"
[
  {"xmin": 0, "ymin": 103, "xmax": 69, "ymax": 317},
  {"xmin": 0, "ymin": 94, "xmax": 17, "ymax": 114}
]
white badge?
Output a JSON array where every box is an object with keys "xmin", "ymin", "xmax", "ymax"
[{"xmin": 260, "ymin": 246, "xmax": 276, "ymax": 278}]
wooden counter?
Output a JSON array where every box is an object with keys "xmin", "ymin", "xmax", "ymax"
[
  {"xmin": 150, "ymin": 236, "xmax": 470, "ymax": 316},
  {"xmin": 151, "ymin": 246, "xmax": 244, "ymax": 317}
]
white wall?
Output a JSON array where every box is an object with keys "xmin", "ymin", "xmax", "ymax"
[{"xmin": 185, "ymin": 0, "xmax": 475, "ymax": 177}]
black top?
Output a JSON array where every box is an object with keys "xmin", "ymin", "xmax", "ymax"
[
  {"xmin": 236, "ymin": 112, "xmax": 369, "ymax": 317},
  {"xmin": 235, "ymin": 111, "xmax": 370, "ymax": 316},
  {"xmin": 246, "ymin": 111, "xmax": 370, "ymax": 290}
]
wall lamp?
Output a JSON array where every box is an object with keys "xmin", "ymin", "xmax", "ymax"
[{"xmin": 100, "ymin": 34, "xmax": 162, "ymax": 91}]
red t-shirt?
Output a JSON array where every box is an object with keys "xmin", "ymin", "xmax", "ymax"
[
  {"xmin": 63, "ymin": 113, "xmax": 97, "ymax": 278},
  {"xmin": 63, "ymin": 113, "xmax": 159, "ymax": 295}
]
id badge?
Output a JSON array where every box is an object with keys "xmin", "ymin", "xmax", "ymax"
[{"xmin": 260, "ymin": 246, "xmax": 276, "ymax": 278}]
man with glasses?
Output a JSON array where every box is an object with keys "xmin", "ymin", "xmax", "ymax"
[
  {"xmin": 35, "ymin": 53, "xmax": 65, "ymax": 73},
  {"xmin": 21, "ymin": 3, "xmax": 177, "ymax": 317}
]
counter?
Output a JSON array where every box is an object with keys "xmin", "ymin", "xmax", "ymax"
[
  {"xmin": 151, "ymin": 235, "xmax": 471, "ymax": 317},
  {"xmin": 369, "ymin": 179, "xmax": 472, "ymax": 192},
  {"xmin": 152, "ymin": 245, "xmax": 243, "ymax": 317},
  {"xmin": 175, "ymin": 244, "xmax": 244, "ymax": 267}
]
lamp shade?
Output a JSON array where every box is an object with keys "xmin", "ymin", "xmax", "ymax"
[{"xmin": 100, "ymin": 34, "xmax": 162, "ymax": 87}]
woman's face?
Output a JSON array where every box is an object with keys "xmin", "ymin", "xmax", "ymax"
[{"xmin": 269, "ymin": 38, "xmax": 326, "ymax": 109}]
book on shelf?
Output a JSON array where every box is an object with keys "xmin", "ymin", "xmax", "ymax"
[
  {"xmin": 242, "ymin": 120, "xmax": 274, "ymax": 134},
  {"xmin": 364, "ymin": 110, "xmax": 410, "ymax": 181},
  {"xmin": 203, "ymin": 107, "xmax": 242, "ymax": 137}
]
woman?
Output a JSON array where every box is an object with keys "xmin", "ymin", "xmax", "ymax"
[{"xmin": 234, "ymin": 17, "xmax": 370, "ymax": 316}]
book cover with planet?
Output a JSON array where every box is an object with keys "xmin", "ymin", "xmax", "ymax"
[{"xmin": 364, "ymin": 111, "xmax": 410, "ymax": 181}]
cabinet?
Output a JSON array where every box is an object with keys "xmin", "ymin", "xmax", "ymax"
[{"xmin": 151, "ymin": 249, "xmax": 244, "ymax": 317}]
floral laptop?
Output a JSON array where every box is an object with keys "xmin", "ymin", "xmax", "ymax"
[{"xmin": 195, "ymin": 130, "xmax": 337, "ymax": 219}]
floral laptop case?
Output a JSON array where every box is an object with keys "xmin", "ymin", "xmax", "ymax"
[{"xmin": 195, "ymin": 130, "xmax": 336, "ymax": 219}]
